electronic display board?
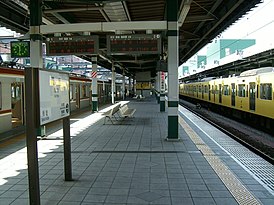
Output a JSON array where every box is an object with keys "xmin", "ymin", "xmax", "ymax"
[
  {"xmin": 10, "ymin": 41, "xmax": 30, "ymax": 58},
  {"xmin": 39, "ymin": 69, "xmax": 70, "ymax": 125},
  {"xmin": 107, "ymin": 34, "xmax": 161, "ymax": 55},
  {"xmin": 46, "ymin": 36, "xmax": 99, "ymax": 56}
]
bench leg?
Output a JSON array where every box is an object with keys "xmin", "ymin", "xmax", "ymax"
[{"xmin": 104, "ymin": 116, "xmax": 114, "ymax": 125}]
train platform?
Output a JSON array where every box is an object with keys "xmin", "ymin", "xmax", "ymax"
[{"xmin": 0, "ymin": 97, "xmax": 273, "ymax": 205}]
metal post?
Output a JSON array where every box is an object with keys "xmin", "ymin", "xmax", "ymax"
[
  {"xmin": 27, "ymin": 0, "xmax": 43, "ymax": 204},
  {"xmin": 63, "ymin": 116, "xmax": 72, "ymax": 181},
  {"xmin": 122, "ymin": 69, "xmax": 125, "ymax": 100},
  {"xmin": 160, "ymin": 72, "xmax": 165, "ymax": 112},
  {"xmin": 91, "ymin": 56, "xmax": 98, "ymax": 111},
  {"xmin": 166, "ymin": 0, "xmax": 179, "ymax": 140},
  {"xmin": 111, "ymin": 63, "xmax": 115, "ymax": 104},
  {"xmin": 157, "ymin": 72, "xmax": 160, "ymax": 103},
  {"xmin": 25, "ymin": 68, "xmax": 40, "ymax": 205},
  {"xmin": 128, "ymin": 77, "xmax": 132, "ymax": 97},
  {"xmin": 133, "ymin": 76, "xmax": 136, "ymax": 96}
]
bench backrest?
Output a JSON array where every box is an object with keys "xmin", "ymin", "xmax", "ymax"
[
  {"xmin": 119, "ymin": 105, "xmax": 128, "ymax": 114},
  {"xmin": 111, "ymin": 104, "xmax": 121, "ymax": 115}
]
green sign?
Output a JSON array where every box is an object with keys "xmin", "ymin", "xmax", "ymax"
[{"xmin": 10, "ymin": 41, "xmax": 30, "ymax": 58}]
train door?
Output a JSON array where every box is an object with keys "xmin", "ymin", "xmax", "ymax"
[
  {"xmin": 208, "ymin": 85, "xmax": 211, "ymax": 101},
  {"xmin": 75, "ymin": 84, "xmax": 80, "ymax": 109},
  {"xmin": 214, "ymin": 85, "xmax": 216, "ymax": 102},
  {"xmin": 249, "ymin": 82, "xmax": 256, "ymax": 111},
  {"xmin": 231, "ymin": 83, "xmax": 235, "ymax": 106},
  {"xmin": 218, "ymin": 84, "xmax": 222, "ymax": 103},
  {"xmin": 11, "ymin": 82, "xmax": 24, "ymax": 127},
  {"xmin": 202, "ymin": 85, "xmax": 204, "ymax": 99}
]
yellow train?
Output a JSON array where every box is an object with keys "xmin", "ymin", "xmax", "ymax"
[{"xmin": 179, "ymin": 67, "xmax": 274, "ymax": 129}]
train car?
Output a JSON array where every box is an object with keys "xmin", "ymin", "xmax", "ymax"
[
  {"xmin": 180, "ymin": 67, "xmax": 274, "ymax": 131},
  {"xmin": 0, "ymin": 67, "xmax": 124, "ymax": 136}
]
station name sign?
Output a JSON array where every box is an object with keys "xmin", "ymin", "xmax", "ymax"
[
  {"xmin": 107, "ymin": 34, "xmax": 161, "ymax": 55},
  {"xmin": 39, "ymin": 69, "xmax": 70, "ymax": 125},
  {"xmin": 46, "ymin": 36, "xmax": 99, "ymax": 56}
]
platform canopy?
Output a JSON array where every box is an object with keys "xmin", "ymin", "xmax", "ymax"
[{"xmin": 0, "ymin": 0, "xmax": 262, "ymax": 76}]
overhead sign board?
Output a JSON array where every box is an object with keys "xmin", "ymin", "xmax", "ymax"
[
  {"xmin": 107, "ymin": 34, "xmax": 161, "ymax": 55},
  {"xmin": 10, "ymin": 41, "xmax": 30, "ymax": 58},
  {"xmin": 46, "ymin": 36, "xmax": 99, "ymax": 56},
  {"xmin": 39, "ymin": 69, "xmax": 70, "ymax": 125}
]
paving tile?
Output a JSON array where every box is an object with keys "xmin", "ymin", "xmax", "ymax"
[
  {"xmin": 62, "ymin": 193, "xmax": 85, "ymax": 202},
  {"xmin": 105, "ymin": 195, "xmax": 128, "ymax": 203},
  {"xmin": 190, "ymin": 190, "xmax": 212, "ymax": 198},
  {"xmin": 171, "ymin": 197, "xmax": 194, "ymax": 205},
  {"xmin": 214, "ymin": 197, "xmax": 238, "ymax": 205},
  {"xmin": 83, "ymin": 194, "xmax": 107, "ymax": 203},
  {"xmin": 192, "ymin": 197, "xmax": 216, "ymax": 205},
  {"xmin": 10, "ymin": 198, "xmax": 29, "ymax": 205},
  {"xmin": 136, "ymin": 191, "xmax": 163, "ymax": 202}
]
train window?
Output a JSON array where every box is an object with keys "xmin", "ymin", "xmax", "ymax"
[
  {"xmin": 260, "ymin": 83, "xmax": 272, "ymax": 100},
  {"xmin": 238, "ymin": 84, "xmax": 246, "ymax": 97},
  {"xmin": 223, "ymin": 85, "xmax": 230, "ymax": 95},
  {"xmin": 82, "ymin": 84, "xmax": 87, "ymax": 98},
  {"xmin": 70, "ymin": 84, "xmax": 73, "ymax": 100},
  {"xmin": 0, "ymin": 82, "xmax": 2, "ymax": 110},
  {"xmin": 11, "ymin": 83, "xmax": 21, "ymax": 103},
  {"xmin": 199, "ymin": 85, "xmax": 201, "ymax": 93},
  {"xmin": 205, "ymin": 85, "xmax": 208, "ymax": 93}
]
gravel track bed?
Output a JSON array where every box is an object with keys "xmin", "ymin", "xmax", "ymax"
[{"xmin": 179, "ymin": 99, "xmax": 274, "ymax": 160}]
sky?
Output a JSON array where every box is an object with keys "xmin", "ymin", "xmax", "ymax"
[{"xmin": 198, "ymin": 0, "xmax": 274, "ymax": 55}]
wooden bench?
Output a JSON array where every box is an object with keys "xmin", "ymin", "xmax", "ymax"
[
  {"xmin": 103, "ymin": 104, "xmax": 121, "ymax": 124},
  {"xmin": 119, "ymin": 104, "xmax": 136, "ymax": 119}
]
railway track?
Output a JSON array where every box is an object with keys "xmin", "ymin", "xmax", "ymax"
[{"xmin": 179, "ymin": 99, "xmax": 274, "ymax": 165}]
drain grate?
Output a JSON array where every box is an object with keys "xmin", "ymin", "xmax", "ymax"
[{"xmin": 179, "ymin": 116, "xmax": 261, "ymax": 205}]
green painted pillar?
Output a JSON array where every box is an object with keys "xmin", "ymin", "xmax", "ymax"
[
  {"xmin": 160, "ymin": 93, "xmax": 165, "ymax": 112},
  {"xmin": 166, "ymin": 0, "xmax": 179, "ymax": 140}
]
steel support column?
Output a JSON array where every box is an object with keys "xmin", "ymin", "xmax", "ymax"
[
  {"xmin": 122, "ymin": 69, "xmax": 125, "ymax": 100},
  {"xmin": 166, "ymin": 0, "xmax": 179, "ymax": 140},
  {"xmin": 26, "ymin": 1, "xmax": 42, "ymax": 204},
  {"xmin": 111, "ymin": 63, "xmax": 116, "ymax": 104},
  {"xmin": 128, "ymin": 77, "xmax": 131, "ymax": 97},
  {"xmin": 92, "ymin": 56, "xmax": 98, "ymax": 111}
]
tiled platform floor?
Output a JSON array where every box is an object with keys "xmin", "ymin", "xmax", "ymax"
[{"xmin": 0, "ymin": 97, "xmax": 273, "ymax": 205}]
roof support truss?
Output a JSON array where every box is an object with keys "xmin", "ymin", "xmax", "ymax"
[{"xmin": 40, "ymin": 21, "xmax": 167, "ymax": 34}]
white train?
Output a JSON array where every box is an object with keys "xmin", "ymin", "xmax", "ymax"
[{"xmin": 0, "ymin": 66, "xmax": 123, "ymax": 136}]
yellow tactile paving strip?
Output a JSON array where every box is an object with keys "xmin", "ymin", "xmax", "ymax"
[{"xmin": 179, "ymin": 116, "xmax": 261, "ymax": 205}]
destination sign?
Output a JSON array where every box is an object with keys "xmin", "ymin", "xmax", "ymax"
[
  {"xmin": 46, "ymin": 36, "xmax": 99, "ymax": 56},
  {"xmin": 107, "ymin": 34, "xmax": 161, "ymax": 55}
]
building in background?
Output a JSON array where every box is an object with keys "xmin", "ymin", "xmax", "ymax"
[{"xmin": 179, "ymin": 38, "xmax": 256, "ymax": 77}]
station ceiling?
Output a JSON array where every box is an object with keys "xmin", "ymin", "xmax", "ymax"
[{"xmin": 0, "ymin": 0, "xmax": 262, "ymax": 77}]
